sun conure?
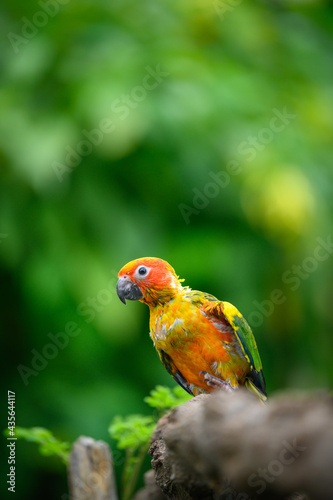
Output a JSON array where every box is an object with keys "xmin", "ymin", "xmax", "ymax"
[{"xmin": 117, "ymin": 257, "xmax": 267, "ymax": 401}]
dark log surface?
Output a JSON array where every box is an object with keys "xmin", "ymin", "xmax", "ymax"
[{"xmin": 136, "ymin": 390, "xmax": 333, "ymax": 500}]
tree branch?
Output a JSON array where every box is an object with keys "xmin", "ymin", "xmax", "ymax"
[{"xmin": 147, "ymin": 390, "xmax": 333, "ymax": 500}]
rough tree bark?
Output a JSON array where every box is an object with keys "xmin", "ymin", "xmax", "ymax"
[
  {"xmin": 135, "ymin": 390, "xmax": 333, "ymax": 500},
  {"xmin": 68, "ymin": 436, "xmax": 118, "ymax": 500}
]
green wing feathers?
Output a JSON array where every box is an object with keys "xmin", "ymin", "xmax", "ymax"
[
  {"xmin": 207, "ymin": 300, "xmax": 267, "ymax": 401},
  {"xmin": 157, "ymin": 348, "xmax": 194, "ymax": 396},
  {"xmin": 222, "ymin": 301, "xmax": 267, "ymax": 400}
]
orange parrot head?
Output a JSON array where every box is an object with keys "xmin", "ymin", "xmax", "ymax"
[{"xmin": 117, "ymin": 257, "xmax": 184, "ymax": 306}]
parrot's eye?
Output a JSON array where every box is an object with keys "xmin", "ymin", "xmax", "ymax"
[{"xmin": 135, "ymin": 265, "xmax": 150, "ymax": 279}]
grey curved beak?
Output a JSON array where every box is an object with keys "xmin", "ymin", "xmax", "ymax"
[{"xmin": 116, "ymin": 277, "xmax": 144, "ymax": 305}]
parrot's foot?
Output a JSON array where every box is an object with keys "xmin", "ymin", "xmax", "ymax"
[{"xmin": 199, "ymin": 371, "xmax": 234, "ymax": 392}]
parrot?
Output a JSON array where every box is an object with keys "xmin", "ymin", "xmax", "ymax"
[{"xmin": 116, "ymin": 257, "xmax": 267, "ymax": 401}]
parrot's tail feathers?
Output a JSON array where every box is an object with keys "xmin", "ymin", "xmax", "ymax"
[{"xmin": 245, "ymin": 379, "xmax": 268, "ymax": 405}]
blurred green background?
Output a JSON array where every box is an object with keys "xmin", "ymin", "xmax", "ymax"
[{"xmin": 1, "ymin": 0, "xmax": 333, "ymax": 498}]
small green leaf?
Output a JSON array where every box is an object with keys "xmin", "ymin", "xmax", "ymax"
[
  {"xmin": 109, "ymin": 385, "xmax": 192, "ymax": 500},
  {"xmin": 144, "ymin": 385, "xmax": 192, "ymax": 412},
  {"xmin": 108, "ymin": 415, "xmax": 156, "ymax": 450},
  {"xmin": 4, "ymin": 427, "xmax": 71, "ymax": 464}
]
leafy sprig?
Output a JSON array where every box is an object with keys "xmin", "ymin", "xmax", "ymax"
[
  {"xmin": 6, "ymin": 426, "xmax": 70, "ymax": 464},
  {"xmin": 108, "ymin": 385, "xmax": 192, "ymax": 500},
  {"xmin": 3, "ymin": 386, "xmax": 191, "ymax": 500}
]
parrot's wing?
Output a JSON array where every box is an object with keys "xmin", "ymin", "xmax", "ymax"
[
  {"xmin": 158, "ymin": 348, "xmax": 195, "ymax": 396},
  {"xmin": 203, "ymin": 299, "xmax": 267, "ymax": 399}
]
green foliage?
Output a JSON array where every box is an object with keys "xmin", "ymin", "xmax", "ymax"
[
  {"xmin": 109, "ymin": 415, "xmax": 153, "ymax": 500},
  {"xmin": 109, "ymin": 415, "xmax": 156, "ymax": 450},
  {"xmin": 144, "ymin": 384, "xmax": 192, "ymax": 413},
  {"xmin": 109, "ymin": 385, "xmax": 192, "ymax": 500},
  {"xmin": 109, "ymin": 385, "xmax": 192, "ymax": 450},
  {"xmin": 6, "ymin": 427, "xmax": 70, "ymax": 465},
  {"xmin": 2, "ymin": 1, "xmax": 333, "ymax": 498},
  {"xmin": 3, "ymin": 386, "xmax": 190, "ymax": 500}
]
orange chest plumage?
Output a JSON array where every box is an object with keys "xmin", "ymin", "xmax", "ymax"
[{"xmin": 149, "ymin": 297, "xmax": 248, "ymax": 390}]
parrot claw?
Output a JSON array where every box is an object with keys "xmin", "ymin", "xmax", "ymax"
[{"xmin": 199, "ymin": 371, "xmax": 234, "ymax": 392}]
